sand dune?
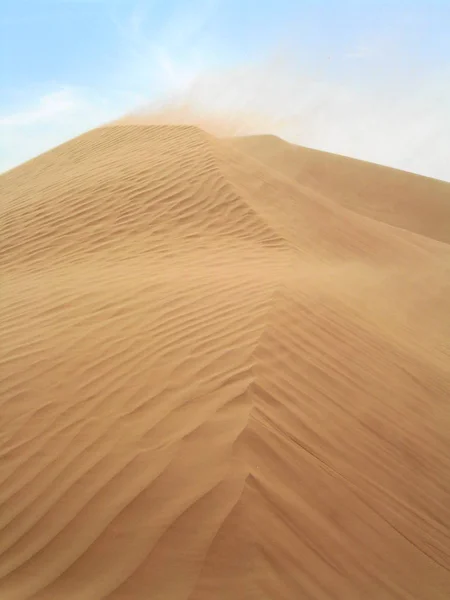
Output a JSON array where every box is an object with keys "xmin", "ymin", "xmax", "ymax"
[{"xmin": 1, "ymin": 123, "xmax": 449, "ymax": 599}]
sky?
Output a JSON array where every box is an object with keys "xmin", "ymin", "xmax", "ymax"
[{"xmin": 1, "ymin": 0, "xmax": 450, "ymax": 180}]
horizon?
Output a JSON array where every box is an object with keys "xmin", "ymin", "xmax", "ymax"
[{"xmin": 1, "ymin": 0, "xmax": 450, "ymax": 181}]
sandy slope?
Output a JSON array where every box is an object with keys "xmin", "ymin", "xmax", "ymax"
[
  {"xmin": 230, "ymin": 135, "xmax": 450, "ymax": 244},
  {"xmin": 1, "ymin": 123, "xmax": 450, "ymax": 599}
]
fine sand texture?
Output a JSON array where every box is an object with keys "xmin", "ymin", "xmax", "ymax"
[{"xmin": 1, "ymin": 123, "xmax": 450, "ymax": 599}]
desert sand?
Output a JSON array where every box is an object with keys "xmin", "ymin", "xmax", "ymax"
[{"xmin": 1, "ymin": 122, "xmax": 450, "ymax": 599}]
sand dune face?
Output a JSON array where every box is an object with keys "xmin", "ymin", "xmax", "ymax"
[
  {"xmin": 1, "ymin": 124, "xmax": 450, "ymax": 599},
  {"xmin": 230, "ymin": 134, "xmax": 450, "ymax": 244}
]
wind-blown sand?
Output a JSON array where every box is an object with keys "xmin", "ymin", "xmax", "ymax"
[{"xmin": 1, "ymin": 123, "xmax": 450, "ymax": 599}]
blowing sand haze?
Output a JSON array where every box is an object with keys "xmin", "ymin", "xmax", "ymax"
[{"xmin": 1, "ymin": 121, "xmax": 450, "ymax": 599}]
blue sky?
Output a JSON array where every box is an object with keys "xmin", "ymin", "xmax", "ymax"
[{"xmin": 1, "ymin": 0, "xmax": 450, "ymax": 180}]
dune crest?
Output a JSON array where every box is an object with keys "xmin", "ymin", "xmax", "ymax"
[{"xmin": 1, "ymin": 123, "xmax": 449, "ymax": 599}]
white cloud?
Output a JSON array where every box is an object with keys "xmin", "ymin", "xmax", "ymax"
[
  {"xmin": 0, "ymin": 87, "xmax": 143, "ymax": 172},
  {"xmin": 0, "ymin": 89, "xmax": 81, "ymax": 127},
  {"xmin": 112, "ymin": 0, "xmax": 220, "ymax": 95}
]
